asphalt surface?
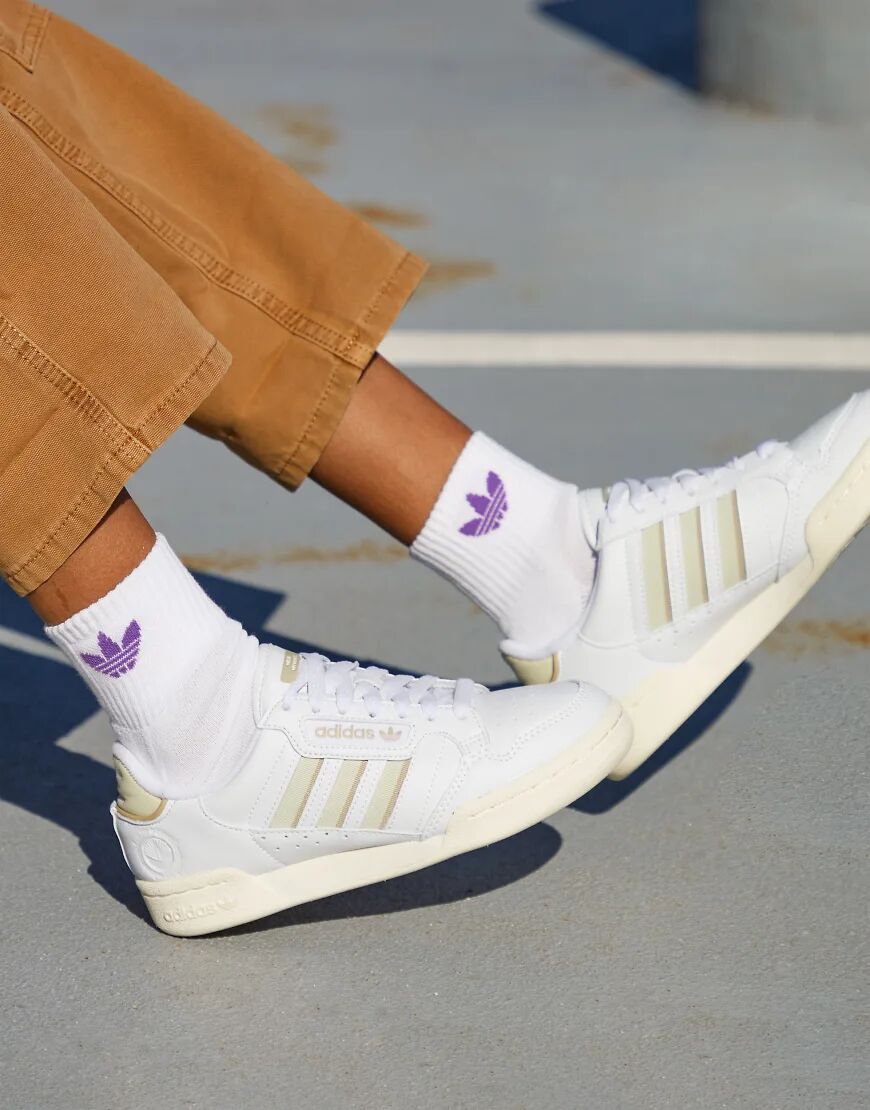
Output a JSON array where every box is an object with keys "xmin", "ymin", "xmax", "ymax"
[{"xmin": 1, "ymin": 4, "xmax": 868, "ymax": 1109}]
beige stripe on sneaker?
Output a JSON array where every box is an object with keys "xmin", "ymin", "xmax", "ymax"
[
  {"xmin": 680, "ymin": 506, "xmax": 709, "ymax": 610},
  {"xmin": 270, "ymin": 757, "xmax": 323, "ymax": 828},
  {"xmin": 363, "ymin": 759, "xmax": 412, "ymax": 830},
  {"xmin": 317, "ymin": 760, "xmax": 367, "ymax": 829},
  {"xmin": 717, "ymin": 490, "xmax": 747, "ymax": 589},
  {"xmin": 642, "ymin": 521, "xmax": 673, "ymax": 630}
]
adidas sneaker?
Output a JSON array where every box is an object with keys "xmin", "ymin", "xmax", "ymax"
[
  {"xmin": 503, "ymin": 391, "xmax": 870, "ymax": 778},
  {"xmin": 113, "ymin": 647, "xmax": 630, "ymax": 935}
]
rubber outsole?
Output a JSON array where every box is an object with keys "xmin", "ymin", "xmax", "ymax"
[
  {"xmin": 139, "ymin": 701, "xmax": 632, "ymax": 936},
  {"xmin": 609, "ymin": 437, "xmax": 870, "ymax": 779}
]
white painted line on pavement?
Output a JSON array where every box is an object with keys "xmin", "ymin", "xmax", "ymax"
[
  {"xmin": 0, "ymin": 627, "xmax": 68, "ymax": 664},
  {"xmin": 381, "ymin": 331, "xmax": 870, "ymax": 370}
]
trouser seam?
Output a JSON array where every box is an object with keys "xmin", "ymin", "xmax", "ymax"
[
  {"xmin": 0, "ymin": 4, "xmax": 50, "ymax": 71},
  {"xmin": 5, "ymin": 337, "xmax": 229, "ymax": 590},
  {"xmin": 273, "ymin": 250, "xmax": 417, "ymax": 484},
  {"xmin": 335, "ymin": 249, "xmax": 416, "ymax": 360},
  {"xmin": 136, "ymin": 337, "xmax": 230, "ymax": 447},
  {"xmin": 0, "ymin": 85, "xmax": 376, "ymax": 369},
  {"xmin": 0, "ymin": 313, "xmax": 150, "ymax": 463},
  {"xmin": 7, "ymin": 449, "xmax": 138, "ymax": 591},
  {"xmin": 19, "ymin": 5, "xmax": 50, "ymax": 70},
  {"xmin": 276, "ymin": 357, "xmax": 343, "ymax": 485}
]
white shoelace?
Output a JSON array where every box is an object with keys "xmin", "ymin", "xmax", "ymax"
[
  {"xmin": 604, "ymin": 440, "xmax": 782, "ymax": 523},
  {"xmin": 281, "ymin": 653, "xmax": 476, "ymax": 722}
]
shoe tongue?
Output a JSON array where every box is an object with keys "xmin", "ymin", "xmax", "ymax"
[
  {"xmin": 279, "ymin": 649, "xmax": 303, "ymax": 684},
  {"xmin": 577, "ymin": 487, "xmax": 606, "ymax": 548},
  {"xmin": 789, "ymin": 401, "xmax": 845, "ymax": 458},
  {"xmin": 256, "ymin": 644, "xmax": 303, "ymax": 713}
]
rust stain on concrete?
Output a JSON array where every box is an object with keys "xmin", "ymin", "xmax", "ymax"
[
  {"xmin": 763, "ymin": 618, "xmax": 870, "ymax": 659},
  {"xmin": 182, "ymin": 539, "xmax": 407, "ymax": 574},
  {"xmin": 346, "ymin": 202, "xmax": 429, "ymax": 228},
  {"xmin": 606, "ymin": 63, "xmax": 651, "ymax": 88},
  {"xmin": 258, "ymin": 103, "xmax": 338, "ymax": 148},
  {"xmin": 416, "ymin": 257, "xmax": 496, "ymax": 298},
  {"xmin": 258, "ymin": 103, "xmax": 337, "ymax": 177},
  {"xmin": 280, "ymin": 154, "xmax": 328, "ymax": 175}
]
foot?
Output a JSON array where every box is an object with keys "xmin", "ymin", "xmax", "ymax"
[
  {"xmin": 113, "ymin": 647, "xmax": 630, "ymax": 935},
  {"xmin": 503, "ymin": 391, "xmax": 870, "ymax": 779}
]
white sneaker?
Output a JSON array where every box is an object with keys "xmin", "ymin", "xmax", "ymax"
[
  {"xmin": 503, "ymin": 391, "xmax": 870, "ymax": 779},
  {"xmin": 113, "ymin": 647, "xmax": 630, "ymax": 935}
]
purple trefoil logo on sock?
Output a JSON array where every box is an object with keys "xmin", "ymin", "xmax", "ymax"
[
  {"xmin": 80, "ymin": 620, "xmax": 141, "ymax": 678},
  {"xmin": 459, "ymin": 471, "xmax": 508, "ymax": 537}
]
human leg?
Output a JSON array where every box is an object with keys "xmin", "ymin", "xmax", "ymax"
[
  {"xmin": 311, "ymin": 354, "xmax": 471, "ymax": 545},
  {"xmin": 1, "ymin": 43, "xmax": 629, "ymax": 934},
  {"xmin": 311, "ymin": 355, "xmax": 599, "ymax": 648},
  {"xmin": 28, "ymin": 491, "xmax": 154, "ymax": 625},
  {"xmin": 0, "ymin": 4, "xmax": 426, "ymax": 497},
  {"xmin": 10, "ymin": 6, "xmax": 861, "ymax": 793},
  {"xmin": 25, "ymin": 493, "xmax": 631, "ymax": 935}
]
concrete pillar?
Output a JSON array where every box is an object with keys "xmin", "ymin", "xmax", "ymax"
[{"xmin": 701, "ymin": 0, "xmax": 870, "ymax": 120}]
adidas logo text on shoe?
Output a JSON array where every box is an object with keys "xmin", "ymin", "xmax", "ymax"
[{"xmin": 315, "ymin": 722, "xmax": 376, "ymax": 740}]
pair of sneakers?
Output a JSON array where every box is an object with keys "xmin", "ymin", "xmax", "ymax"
[{"xmin": 114, "ymin": 392, "xmax": 870, "ymax": 935}]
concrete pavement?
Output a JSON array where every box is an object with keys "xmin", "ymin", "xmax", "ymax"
[{"xmin": 1, "ymin": 4, "xmax": 868, "ymax": 1107}]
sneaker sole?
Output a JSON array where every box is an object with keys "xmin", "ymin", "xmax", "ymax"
[
  {"xmin": 138, "ymin": 701, "xmax": 631, "ymax": 936},
  {"xmin": 610, "ymin": 436, "xmax": 870, "ymax": 779}
]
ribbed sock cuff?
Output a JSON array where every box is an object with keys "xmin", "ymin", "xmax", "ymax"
[
  {"xmin": 45, "ymin": 533, "xmax": 226, "ymax": 727},
  {"xmin": 411, "ymin": 433, "xmax": 587, "ymax": 642}
]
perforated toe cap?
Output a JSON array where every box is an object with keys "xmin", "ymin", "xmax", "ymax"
[{"xmin": 473, "ymin": 680, "xmax": 613, "ymax": 759}]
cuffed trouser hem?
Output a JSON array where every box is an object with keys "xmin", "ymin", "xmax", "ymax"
[
  {"xmin": 0, "ymin": 78, "xmax": 239, "ymax": 596},
  {"xmin": 217, "ymin": 250, "xmax": 429, "ymax": 490},
  {"xmin": 278, "ymin": 250, "xmax": 428, "ymax": 488},
  {"xmin": 5, "ymin": 338, "xmax": 231, "ymax": 596},
  {"xmin": 0, "ymin": 1, "xmax": 428, "ymax": 591}
]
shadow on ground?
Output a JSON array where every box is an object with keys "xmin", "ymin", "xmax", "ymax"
[
  {"xmin": 0, "ymin": 570, "xmax": 746, "ymax": 927},
  {"xmin": 573, "ymin": 661, "xmax": 752, "ymax": 814},
  {"xmin": 537, "ymin": 0, "xmax": 698, "ymax": 90}
]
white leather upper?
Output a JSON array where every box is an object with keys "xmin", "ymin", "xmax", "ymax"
[
  {"xmin": 507, "ymin": 391, "xmax": 870, "ymax": 698},
  {"xmin": 114, "ymin": 645, "xmax": 614, "ymax": 881}
]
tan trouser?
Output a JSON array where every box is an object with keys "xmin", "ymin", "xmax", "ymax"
[{"xmin": 0, "ymin": 2, "xmax": 425, "ymax": 595}]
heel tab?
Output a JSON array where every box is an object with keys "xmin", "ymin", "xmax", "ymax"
[
  {"xmin": 502, "ymin": 653, "xmax": 560, "ymax": 685},
  {"xmin": 113, "ymin": 757, "xmax": 166, "ymax": 822}
]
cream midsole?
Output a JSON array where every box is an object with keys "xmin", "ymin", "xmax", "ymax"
[
  {"xmin": 138, "ymin": 702, "xmax": 632, "ymax": 937},
  {"xmin": 610, "ymin": 438, "xmax": 870, "ymax": 779}
]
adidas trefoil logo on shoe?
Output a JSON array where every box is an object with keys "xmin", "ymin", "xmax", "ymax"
[
  {"xmin": 80, "ymin": 620, "xmax": 141, "ymax": 678},
  {"xmin": 379, "ymin": 726, "xmax": 403, "ymax": 742},
  {"xmin": 459, "ymin": 471, "xmax": 508, "ymax": 537}
]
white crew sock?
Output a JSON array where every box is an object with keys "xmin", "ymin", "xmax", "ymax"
[
  {"xmin": 411, "ymin": 432, "xmax": 600, "ymax": 652},
  {"xmin": 45, "ymin": 534, "xmax": 260, "ymax": 798}
]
